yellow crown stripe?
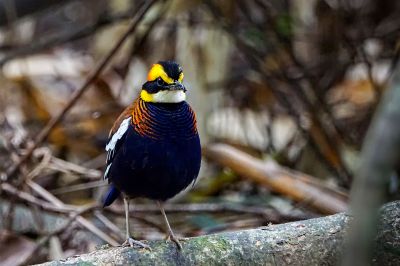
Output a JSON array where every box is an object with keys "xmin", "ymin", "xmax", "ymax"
[{"xmin": 147, "ymin": 64, "xmax": 174, "ymax": 84}]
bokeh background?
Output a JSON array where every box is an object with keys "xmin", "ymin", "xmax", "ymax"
[{"xmin": 0, "ymin": 0, "xmax": 399, "ymax": 264}]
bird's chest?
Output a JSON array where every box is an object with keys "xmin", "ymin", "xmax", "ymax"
[
  {"xmin": 124, "ymin": 128, "xmax": 199, "ymax": 169},
  {"xmin": 132, "ymin": 101, "xmax": 197, "ymax": 140},
  {"xmin": 123, "ymin": 103, "xmax": 200, "ymax": 171},
  {"xmin": 117, "ymin": 132, "xmax": 201, "ymax": 199},
  {"xmin": 110, "ymin": 103, "xmax": 201, "ymax": 200}
]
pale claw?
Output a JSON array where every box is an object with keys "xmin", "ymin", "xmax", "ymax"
[
  {"xmin": 167, "ymin": 234, "xmax": 183, "ymax": 250},
  {"xmin": 122, "ymin": 237, "xmax": 151, "ymax": 250}
]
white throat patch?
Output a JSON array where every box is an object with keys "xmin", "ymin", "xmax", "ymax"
[{"xmin": 152, "ymin": 90, "xmax": 186, "ymax": 103}]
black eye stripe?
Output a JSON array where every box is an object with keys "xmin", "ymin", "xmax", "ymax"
[
  {"xmin": 143, "ymin": 78, "xmax": 172, "ymax": 94},
  {"xmin": 157, "ymin": 77, "xmax": 167, "ymax": 86},
  {"xmin": 143, "ymin": 81, "xmax": 160, "ymax": 93}
]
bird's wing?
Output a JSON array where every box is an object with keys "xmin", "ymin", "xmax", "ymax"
[{"xmin": 104, "ymin": 105, "xmax": 134, "ymax": 180}]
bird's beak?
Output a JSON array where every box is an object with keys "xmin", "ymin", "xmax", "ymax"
[{"xmin": 168, "ymin": 82, "xmax": 186, "ymax": 92}]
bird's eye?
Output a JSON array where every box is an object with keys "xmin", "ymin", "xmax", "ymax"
[{"xmin": 157, "ymin": 77, "xmax": 165, "ymax": 86}]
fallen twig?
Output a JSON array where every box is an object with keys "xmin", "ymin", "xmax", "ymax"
[
  {"xmin": 0, "ymin": 3, "xmax": 140, "ymax": 66},
  {"xmin": 203, "ymin": 143, "xmax": 348, "ymax": 214},
  {"xmin": 26, "ymin": 180, "xmax": 119, "ymax": 246},
  {"xmin": 21, "ymin": 204, "xmax": 99, "ymax": 265},
  {"xmin": 4, "ymin": 0, "xmax": 158, "ymax": 180},
  {"xmin": 50, "ymin": 180, "xmax": 105, "ymax": 195},
  {"xmin": 0, "ymin": 182, "xmax": 73, "ymax": 214},
  {"xmin": 105, "ymin": 203, "xmax": 312, "ymax": 223},
  {"xmin": 204, "ymin": 1, "xmax": 352, "ymax": 186},
  {"xmin": 38, "ymin": 200, "xmax": 400, "ymax": 266}
]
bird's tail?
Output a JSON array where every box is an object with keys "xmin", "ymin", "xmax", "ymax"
[{"xmin": 103, "ymin": 185, "xmax": 121, "ymax": 207}]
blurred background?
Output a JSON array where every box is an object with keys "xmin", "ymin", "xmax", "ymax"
[{"xmin": 0, "ymin": 0, "xmax": 399, "ymax": 264}]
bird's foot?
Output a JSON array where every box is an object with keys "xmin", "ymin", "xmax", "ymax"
[
  {"xmin": 166, "ymin": 233, "xmax": 183, "ymax": 250},
  {"xmin": 122, "ymin": 237, "xmax": 151, "ymax": 250}
]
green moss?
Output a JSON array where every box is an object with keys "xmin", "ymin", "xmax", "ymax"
[
  {"xmin": 96, "ymin": 244, "xmax": 111, "ymax": 250},
  {"xmin": 46, "ymin": 261, "xmax": 95, "ymax": 266},
  {"xmin": 191, "ymin": 235, "xmax": 230, "ymax": 249},
  {"xmin": 38, "ymin": 202, "xmax": 400, "ymax": 265},
  {"xmin": 183, "ymin": 235, "xmax": 231, "ymax": 263},
  {"xmin": 76, "ymin": 262, "xmax": 95, "ymax": 266}
]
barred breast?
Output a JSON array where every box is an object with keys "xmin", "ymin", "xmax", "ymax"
[
  {"xmin": 106, "ymin": 98, "xmax": 201, "ymax": 201},
  {"xmin": 131, "ymin": 98, "xmax": 197, "ymax": 140}
]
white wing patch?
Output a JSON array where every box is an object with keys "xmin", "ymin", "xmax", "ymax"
[
  {"xmin": 103, "ymin": 164, "xmax": 111, "ymax": 180},
  {"xmin": 104, "ymin": 117, "xmax": 131, "ymax": 180}
]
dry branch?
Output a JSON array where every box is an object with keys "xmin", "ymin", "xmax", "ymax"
[
  {"xmin": 38, "ymin": 201, "xmax": 400, "ymax": 266},
  {"xmin": 204, "ymin": 1, "xmax": 351, "ymax": 185},
  {"xmin": 4, "ymin": 0, "xmax": 158, "ymax": 180},
  {"xmin": 0, "ymin": 0, "xmax": 72, "ymax": 26},
  {"xmin": 0, "ymin": 3, "xmax": 145, "ymax": 66},
  {"xmin": 0, "ymin": 182, "xmax": 74, "ymax": 214},
  {"xmin": 26, "ymin": 180, "xmax": 119, "ymax": 246},
  {"xmin": 105, "ymin": 203, "xmax": 312, "ymax": 224},
  {"xmin": 203, "ymin": 143, "xmax": 348, "ymax": 214},
  {"xmin": 343, "ymin": 61, "xmax": 400, "ymax": 265}
]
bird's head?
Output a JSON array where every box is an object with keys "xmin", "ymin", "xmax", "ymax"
[{"xmin": 140, "ymin": 61, "xmax": 186, "ymax": 103}]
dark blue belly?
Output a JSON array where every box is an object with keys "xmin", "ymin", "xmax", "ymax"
[{"xmin": 109, "ymin": 127, "xmax": 201, "ymax": 200}]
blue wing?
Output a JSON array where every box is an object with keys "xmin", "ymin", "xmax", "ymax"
[
  {"xmin": 102, "ymin": 117, "xmax": 131, "ymax": 207},
  {"xmin": 103, "ymin": 185, "xmax": 121, "ymax": 207}
]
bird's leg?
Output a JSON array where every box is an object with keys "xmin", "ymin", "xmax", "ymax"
[
  {"xmin": 122, "ymin": 197, "xmax": 151, "ymax": 250},
  {"xmin": 157, "ymin": 201, "xmax": 182, "ymax": 249}
]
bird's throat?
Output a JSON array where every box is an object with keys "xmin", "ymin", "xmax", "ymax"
[{"xmin": 140, "ymin": 90, "xmax": 186, "ymax": 103}]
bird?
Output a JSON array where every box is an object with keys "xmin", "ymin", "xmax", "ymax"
[{"xmin": 102, "ymin": 60, "xmax": 201, "ymax": 250}]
